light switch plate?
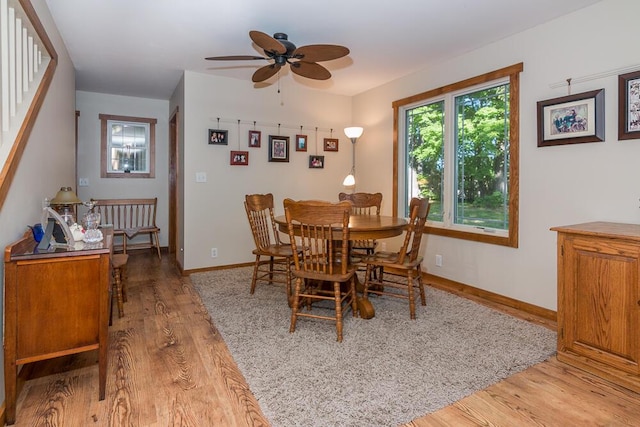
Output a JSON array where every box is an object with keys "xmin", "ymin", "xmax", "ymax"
[{"xmin": 196, "ymin": 172, "xmax": 207, "ymax": 183}]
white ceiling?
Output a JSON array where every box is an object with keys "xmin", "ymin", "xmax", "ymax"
[{"xmin": 44, "ymin": 0, "xmax": 602, "ymax": 100}]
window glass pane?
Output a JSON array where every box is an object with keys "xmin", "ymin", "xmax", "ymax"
[
  {"xmin": 405, "ymin": 101, "xmax": 445, "ymax": 221},
  {"xmin": 454, "ymin": 84, "xmax": 510, "ymax": 230},
  {"xmin": 108, "ymin": 121, "xmax": 149, "ymax": 173}
]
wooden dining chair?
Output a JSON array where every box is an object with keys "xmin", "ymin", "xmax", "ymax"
[
  {"xmin": 244, "ymin": 193, "xmax": 297, "ymax": 305},
  {"xmin": 283, "ymin": 199, "xmax": 358, "ymax": 342},
  {"xmin": 361, "ymin": 197, "xmax": 430, "ymax": 319},
  {"xmin": 338, "ymin": 192, "xmax": 382, "ymax": 256}
]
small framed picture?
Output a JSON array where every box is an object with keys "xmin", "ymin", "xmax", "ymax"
[
  {"xmin": 323, "ymin": 138, "xmax": 339, "ymax": 151},
  {"xmin": 295, "ymin": 134, "xmax": 308, "ymax": 152},
  {"xmin": 249, "ymin": 130, "xmax": 261, "ymax": 147},
  {"xmin": 209, "ymin": 129, "xmax": 228, "ymax": 145},
  {"xmin": 536, "ymin": 89, "xmax": 604, "ymax": 147},
  {"xmin": 618, "ymin": 70, "xmax": 640, "ymax": 140},
  {"xmin": 230, "ymin": 150, "xmax": 249, "ymax": 166},
  {"xmin": 268, "ymin": 136, "xmax": 290, "ymax": 162},
  {"xmin": 309, "ymin": 155, "xmax": 324, "ymax": 169}
]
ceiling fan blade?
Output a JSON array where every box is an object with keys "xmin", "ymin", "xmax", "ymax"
[
  {"xmin": 252, "ymin": 63, "xmax": 282, "ymax": 82},
  {"xmin": 249, "ymin": 30, "xmax": 286, "ymax": 55},
  {"xmin": 205, "ymin": 55, "xmax": 267, "ymax": 61},
  {"xmin": 290, "ymin": 62, "xmax": 331, "ymax": 80},
  {"xmin": 293, "ymin": 45, "xmax": 350, "ymax": 62}
]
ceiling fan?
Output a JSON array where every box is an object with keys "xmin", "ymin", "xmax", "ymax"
[{"xmin": 205, "ymin": 30, "xmax": 350, "ymax": 83}]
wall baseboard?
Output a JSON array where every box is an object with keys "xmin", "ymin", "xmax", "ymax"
[{"xmin": 423, "ymin": 272, "xmax": 557, "ymax": 331}]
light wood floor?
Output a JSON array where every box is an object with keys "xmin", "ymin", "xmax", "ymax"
[{"xmin": 7, "ymin": 252, "xmax": 640, "ymax": 426}]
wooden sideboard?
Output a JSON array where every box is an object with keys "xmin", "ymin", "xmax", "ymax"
[
  {"xmin": 551, "ymin": 222, "xmax": 640, "ymax": 393},
  {"xmin": 3, "ymin": 229, "xmax": 113, "ymax": 425}
]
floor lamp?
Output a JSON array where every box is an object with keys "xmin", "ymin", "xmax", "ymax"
[{"xmin": 342, "ymin": 126, "xmax": 363, "ymax": 190}]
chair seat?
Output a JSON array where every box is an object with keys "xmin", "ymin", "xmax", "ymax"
[
  {"xmin": 364, "ymin": 252, "xmax": 423, "ymax": 270},
  {"xmin": 112, "ymin": 253, "xmax": 129, "ymax": 269},
  {"xmin": 292, "ymin": 262, "xmax": 357, "ymax": 283},
  {"xmin": 252, "ymin": 244, "xmax": 295, "ymax": 257}
]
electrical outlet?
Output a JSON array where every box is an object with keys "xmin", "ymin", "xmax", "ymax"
[
  {"xmin": 435, "ymin": 254, "xmax": 443, "ymax": 267},
  {"xmin": 196, "ymin": 172, "xmax": 207, "ymax": 183},
  {"xmin": 211, "ymin": 248, "xmax": 218, "ymax": 258}
]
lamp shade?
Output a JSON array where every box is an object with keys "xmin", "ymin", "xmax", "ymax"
[
  {"xmin": 344, "ymin": 126, "xmax": 363, "ymax": 139},
  {"xmin": 342, "ymin": 174, "xmax": 356, "ymax": 187},
  {"xmin": 50, "ymin": 187, "xmax": 81, "ymax": 205}
]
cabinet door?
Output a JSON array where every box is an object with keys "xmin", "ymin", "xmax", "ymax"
[
  {"xmin": 15, "ymin": 256, "xmax": 102, "ymax": 360},
  {"xmin": 561, "ymin": 235, "xmax": 640, "ymax": 375}
]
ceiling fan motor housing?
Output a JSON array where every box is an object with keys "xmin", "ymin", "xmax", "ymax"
[{"xmin": 271, "ymin": 33, "xmax": 297, "ymax": 59}]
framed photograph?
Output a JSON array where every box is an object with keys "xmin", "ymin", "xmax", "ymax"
[
  {"xmin": 537, "ymin": 89, "xmax": 604, "ymax": 147},
  {"xmin": 230, "ymin": 150, "xmax": 248, "ymax": 166},
  {"xmin": 309, "ymin": 155, "xmax": 324, "ymax": 169},
  {"xmin": 295, "ymin": 134, "xmax": 308, "ymax": 152},
  {"xmin": 268, "ymin": 135, "xmax": 290, "ymax": 162},
  {"xmin": 249, "ymin": 130, "xmax": 261, "ymax": 147},
  {"xmin": 323, "ymin": 138, "xmax": 339, "ymax": 151},
  {"xmin": 618, "ymin": 70, "xmax": 640, "ymax": 140},
  {"xmin": 209, "ymin": 129, "xmax": 228, "ymax": 145}
]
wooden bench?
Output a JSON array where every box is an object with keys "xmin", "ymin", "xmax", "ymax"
[{"xmin": 91, "ymin": 198, "xmax": 161, "ymax": 259}]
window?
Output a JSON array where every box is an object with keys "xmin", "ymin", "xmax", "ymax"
[
  {"xmin": 392, "ymin": 63, "xmax": 522, "ymax": 247},
  {"xmin": 99, "ymin": 114, "xmax": 156, "ymax": 178}
]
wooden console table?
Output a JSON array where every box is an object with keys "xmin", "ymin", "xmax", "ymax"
[
  {"xmin": 551, "ymin": 222, "xmax": 640, "ymax": 393},
  {"xmin": 3, "ymin": 229, "xmax": 113, "ymax": 424}
]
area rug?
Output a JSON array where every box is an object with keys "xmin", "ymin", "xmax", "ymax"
[{"xmin": 191, "ymin": 267, "xmax": 556, "ymax": 427}]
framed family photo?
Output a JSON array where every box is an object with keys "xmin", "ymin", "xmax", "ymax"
[
  {"xmin": 295, "ymin": 134, "xmax": 308, "ymax": 152},
  {"xmin": 209, "ymin": 129, "xmax": 228, "ymax": 145},
  {"xmin": 268, "ymin": 135, "xmax": 290, "ymax": 162},
  {"xmin": 230, "ymin": 150, "xmax": 249, "ymax": 166},
  {"xmin": 536, "ymin": 89, "xmax": 604, "ymax": 147},
  {"xmin": 618, "ymin": 70, "xmax": 640, "ymax": 140},
  {"xmin": 309, "ymin": 155, "xmax": 324, "ymax": 169},
  {"xmin": 323, "ymin": 138, "xmax": 339, "ymax": 151},
  {"xmin": 249, "ymin": 130, "xmax": 261, "ymax": 147}
]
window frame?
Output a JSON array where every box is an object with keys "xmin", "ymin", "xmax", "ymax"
[
  {"xmin": 392, "ymin": 63, "xmax": 522, "ymax": 248},
  {"xmin": 99, "ymin": 113, "xmax": 156, "ymax": 178}
]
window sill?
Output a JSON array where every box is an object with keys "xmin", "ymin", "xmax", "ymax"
[{"xmin": 425, "ymin": 224, "xmax": 518, "ymax": 248}]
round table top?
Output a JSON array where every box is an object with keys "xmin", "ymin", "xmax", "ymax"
[{"xmin": 275, "ymin": 214, "xmax": 407, "ymax": 240}]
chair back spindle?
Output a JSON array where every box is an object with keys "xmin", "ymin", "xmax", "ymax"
[{"xmin": 397, "ymin": 197, "xmax": 431, "ymax": 265}]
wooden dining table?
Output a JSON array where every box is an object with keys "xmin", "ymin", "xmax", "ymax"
[{"xmin": 274, "ymin": 214, "xmax": 408, "ymax": 241}]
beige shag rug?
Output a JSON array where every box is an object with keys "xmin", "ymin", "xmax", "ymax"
[{"xmin": 191, "ymin": 267, "xmax": 556, "ymax": 427}]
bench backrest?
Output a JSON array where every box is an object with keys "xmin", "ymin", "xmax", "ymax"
[{"xmin": 91, "ymin": 198, "xmax": 158, "ymax": 230}]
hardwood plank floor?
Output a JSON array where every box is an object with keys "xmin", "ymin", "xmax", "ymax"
[{"xmin": 8, "ymin": 252, "xmax": 640, "ymax": 426}]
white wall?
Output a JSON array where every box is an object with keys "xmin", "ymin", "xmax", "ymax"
[
  {"xmin": 75, "ymin": 91, "xmax": 169, "ymax": 247},
  {"xmin": 180, "ymin": 71, "xmax": 353, "ymax": 270},
  {"xmin": 353, "ymin": 0, "xmax": 640, "ymax": 310},
  {"xmin": 0, "ymin": 0, "xmax": 77, "ymax": 407}
]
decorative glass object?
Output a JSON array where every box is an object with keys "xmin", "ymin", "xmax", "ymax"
[{"xmin": 82, "ymin": 212, "xmax": 103, "ymax": 242}]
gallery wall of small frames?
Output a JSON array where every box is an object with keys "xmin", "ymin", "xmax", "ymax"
[{"xmin": 207, "ymin": 117, "xmax": 344, "ymax": 168}]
